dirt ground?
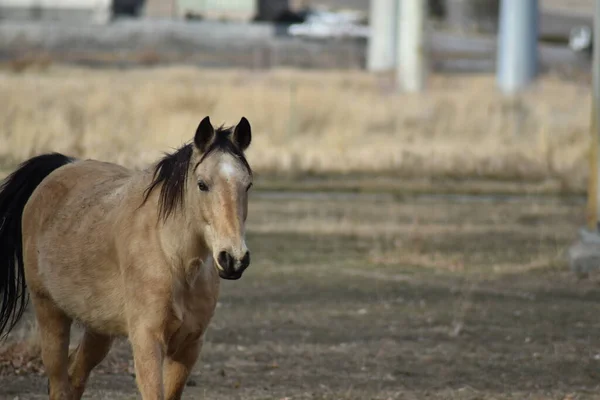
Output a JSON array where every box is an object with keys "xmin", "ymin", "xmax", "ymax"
[{"xmin": 2, "ymin": 188, "xmax": 600, "ymax": 399}]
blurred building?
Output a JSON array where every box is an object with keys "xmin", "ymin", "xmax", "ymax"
[
  {"xmin": 290, "ymin": 0, "xmax": 366, "ymax": 13},
  {"xmin": 289, "ymin": 0, "xmax": 594, "ymax": 28},
  {"xmin": 143, "ymin": 0, "xmax": 291, "ymax": 21},
  {"xmin": 443, "ymin": 0, "xmax": 499, "ymax": 33},
  {"xmin": 257, "ymin": 0, "xmax": 290, "ymax": 20},
  {"xmin": 0, "ymin": 0, "xmax": 113, "ymax": 22},
  {"xmin": 142, "ymin": 0, "xmax": 176, "ymax": 18},
  {"xmin": 0, "ymin": 0, "xmax": 293, "ymax": 21}
]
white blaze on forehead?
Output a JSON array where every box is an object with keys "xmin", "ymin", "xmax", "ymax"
[
  {"xmin": 220, "ymin": 161, "xmax": 237, "ymax": 177},
  {"xmin": 219, "ymin": 155, "xmax": 243, "ymax": 181}
]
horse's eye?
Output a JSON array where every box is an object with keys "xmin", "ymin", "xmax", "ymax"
[
  {"xmin": 246, "ymin": 182, "xmax": 253, "ymax": 192},
  {"xmin": 198, "ymin": 181, "xmax": 209, "ymax": 192}
]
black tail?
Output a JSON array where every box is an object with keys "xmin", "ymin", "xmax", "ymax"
[{"xmin": 0, "ymin": 153, "xmax": 73, "ymax": 339}]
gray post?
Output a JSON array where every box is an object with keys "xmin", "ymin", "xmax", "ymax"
[
  {"xmin": 397, "ymin": 0, "xmax": 429, "ymax": 92},
  {"xmin": 367, "ymin": 0, "xmax": 398, "ymax": 72},
  {"xmin": 496, "ymin": 0, "xmax": 539, "ymax": 94},
  {"xmin": 594, "ymin": 0, "xmax": 600, "ymax": 230},
  {"xmin": 567, "ymin": 0, "xmax": 600, "ymax": 276}
]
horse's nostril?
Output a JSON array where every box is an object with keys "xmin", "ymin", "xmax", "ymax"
[
  {"xmin": 217, "ymin": 250, "xmax": 249, "ymax": 277},
  {"xmin": 218, "ymin": 251, "xmax": 233, "ymax": 272},
  {"xmin": 240, "ymin": 251, "xmax": 250, "ymax": 269}
]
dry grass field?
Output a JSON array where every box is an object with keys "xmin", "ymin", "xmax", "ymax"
[{"xmin": 0, "ymin": 64, "xmax": 593, "ymax": 192}]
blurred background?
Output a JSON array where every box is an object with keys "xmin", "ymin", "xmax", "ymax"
[
  {"xmin": 2, "ymin": 1, "xmax": 600, "ymax": 399},
  {"xmin": 0, "ymin": 0, "xmax": 594, "ymax": 183}
]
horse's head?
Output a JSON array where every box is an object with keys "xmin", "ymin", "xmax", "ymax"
[
  {"xmin": 144, "ymin": 116, "xmax": 254, "ymax": 279},
  {"xmin": 190, "ymin": 116, "xmax": 253, "ymax": 280}
]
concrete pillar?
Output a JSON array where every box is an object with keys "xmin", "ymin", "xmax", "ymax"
[
  {"xmin": 367, "ymin": 0, "xmax": 398, "ymax": 72},
  {"xmin": 397, "ymin": 0, "xmax": 429, "ymax": 92},
  {"xmin": 496, "ymin": 0, "xmax": 539, "ymax": 94}
]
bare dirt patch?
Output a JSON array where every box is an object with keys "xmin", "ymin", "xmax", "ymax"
[{"xmin": 1, "ymin": 191, "xmax": 600, "ymax": 399}]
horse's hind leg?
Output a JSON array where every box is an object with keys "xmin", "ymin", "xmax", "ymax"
[
  {"xmin": 68, "ymin": 330, "xmax": 114, "ymax": 400},
  {"xmin": 30, "ymin": 292, "xmax": 73, "ymax": 400}
]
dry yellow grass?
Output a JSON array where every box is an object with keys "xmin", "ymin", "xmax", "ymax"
[{"xmin": 0, "ymin": 65, "xmax": 592, "ymax": 189}]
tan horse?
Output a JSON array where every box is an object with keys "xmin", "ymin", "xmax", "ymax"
[{"xmin": 0, "ymin": 116, "xmax": 253, "ymax": 399}]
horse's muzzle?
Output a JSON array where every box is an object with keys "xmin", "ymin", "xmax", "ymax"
[{"xmin": 216, "ymin": 250, "xmax": 250, "ymax": 280}]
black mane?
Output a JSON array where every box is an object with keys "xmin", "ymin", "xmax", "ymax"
[{"xmin": 142, "ymin": 126, "xmax": 252, "ymax": 220}]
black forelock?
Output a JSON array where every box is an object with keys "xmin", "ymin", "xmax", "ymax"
[{"xmin": 142, "ymin": 126, "xmax": 252, "ymax": 221}]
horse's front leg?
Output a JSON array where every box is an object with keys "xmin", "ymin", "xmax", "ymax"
[
  {"xmin": 68, "ymin": 330, "xmax": 114, "ymax": 400},
  {"xmin": 163, "ymin": 339, "xmax": 203, "ymax": 400},
  {"xmin": 129, "ymin": 326, "xmax": 166, "ymax": 400}
]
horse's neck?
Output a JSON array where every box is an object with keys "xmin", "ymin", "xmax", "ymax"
[
  {"xmin": 127, "ymin": 167, "xmax": 212, "ymax": 277},
  {"xmin": 157, "ymin": 206, "xmax": 211, "ymax": 273}
]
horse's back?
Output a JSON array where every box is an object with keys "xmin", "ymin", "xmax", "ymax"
[
  {"xmin": 24, "ymin": 159, "xmax": 133, "ymax": 235},
  {"xmin": 22, "ymin": 159, "xmax": 138, "ymax": 335}
]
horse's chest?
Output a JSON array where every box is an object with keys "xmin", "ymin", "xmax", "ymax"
[
  {"xmin": 167, "ymin": 289, "xmax": 218, "ymax": 351},
  {"xmin": 166, "ymin": 259, "xmax": 220, "ymax": 350}
]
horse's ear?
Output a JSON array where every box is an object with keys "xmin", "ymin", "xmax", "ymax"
[
  {"xmin": 194, "ymin": 116, "xmax": 215, "ymax": 153},
  {"xmin": 232, "ymin": 117, "xmax": 252, "ymax": 151}
]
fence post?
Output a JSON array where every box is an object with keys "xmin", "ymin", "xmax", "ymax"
[
  {"xmin": 586, "ymin": 0, "xmax": 600, "ymax": 231},
  {"xmin": 496, "ymin": 0, "xmax": 539, "ymax": 94},
  {"xmin": 397, "ymin": 0, "xmax": 429, "ymax": 92},
  {"xmin": 567, "ymin": 0, "xmax": 600, "ymax": 276},
  {"xmin": 367, "ymin": 0, "xmax": 398, "ymax": 72}
]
